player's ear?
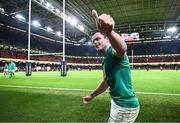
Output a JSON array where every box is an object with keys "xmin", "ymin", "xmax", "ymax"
[{"xmin": 105, "ymin": 36, "xmax": 109, "ymax": 42}]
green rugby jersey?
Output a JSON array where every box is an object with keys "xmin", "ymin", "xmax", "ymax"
[
  {"xmin": 9, "ymin": 62, "xmax": 16, "ymax": 70},
  {"xmin": 102, "ymin": 46, "xmax": 139, "ymax": 108},
  {"xmin": 5, "ymin": 64, "xmax": 9, "ymax": 69}
]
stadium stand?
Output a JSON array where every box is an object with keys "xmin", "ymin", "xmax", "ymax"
[{"xmin": 0, "ymin": 19, "xmax": 179, "ymax": 71}]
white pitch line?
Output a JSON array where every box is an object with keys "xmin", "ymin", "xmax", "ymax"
[
  {"xmin": 0, "ymin": 84, "xmax": 93, "ymax": 92},
  {"xmin": 0, "ymin": 84, "xmax": 180, "ymax": 96}
]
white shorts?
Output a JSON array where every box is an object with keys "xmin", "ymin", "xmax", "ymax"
[
  {"xmin": 10, "ymin": 70, "xmax": 15, "ymax": 73},
  {"xmin": 108, "ymin": 100, "xmax": 140, "ymax": 123},
  {"xmin": 4, "ymin": 69, "xmax": 9, "ymax": 72}
]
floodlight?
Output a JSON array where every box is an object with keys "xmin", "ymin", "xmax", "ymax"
[
  {"xmin": 45, "ymin": 2, "xmax": 52, "ymax": 8},
  {"xmin": 174, "ymin": 35, "xmax": 178, "ymax": 38},
  {"xmin": 46, "ymin": 27, "xmax": 53, "ymax": 32},
  {"xmin": 164, "ymin": 36, "xmax": 171, "ymax": 38},
  {"xmin": 71, "ymin": 18, "xmax": 77, "ymax": 26},
  {"xmin": 79, "ymin": 25, "xmax": 84, "ymax": 31},
  {"xmin": 56, "ymin": 31, "xmax": 62, "ymax": 36},
  {"xmin": 67, "ymin": 16, "xmax": 78, "ymax": 26},
  {"xmin": 167, "ymin": 27, "xmax": 177, "ymax": 33},
  {"xmin": 67, "ymin": 16, "xmax": 72, "ymax": 22},
  {"xmin": 32, "ymin": 20, "xmax": 41, "ymax": 27},
  {"xmin": 15, "ymin": 14, "xmax": 26, "ymax": 22},
  {"xmin": 0, "ymin": 7, "xmax": 5, "ymax": 13}
]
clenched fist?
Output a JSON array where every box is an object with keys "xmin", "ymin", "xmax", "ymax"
[{"xmin": 82, "ymin": 95, "xmax": 93, "ymax": 104}]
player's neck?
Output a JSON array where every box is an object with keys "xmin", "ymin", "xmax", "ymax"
[
  {"xmin": 98, "ymin": 44, "xmax": 110, "ymax": 55},
  {"xmin": 104, "ymin": 44, "xmax": 110, "ymax": 54}
]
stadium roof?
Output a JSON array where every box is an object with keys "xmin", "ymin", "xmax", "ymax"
[{"xmin": 0, "ymin": 0, "xmax": 179, "ymax": 43}]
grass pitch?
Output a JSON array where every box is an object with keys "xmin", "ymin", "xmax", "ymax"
[{"xmin": 0, "ymin": 70, "xmax": 179, "ymax": 122}]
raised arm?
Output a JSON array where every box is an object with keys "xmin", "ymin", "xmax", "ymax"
[
  {"xmin": 107, "ymin": 31, "xmax": 127, "ymax": 57},
  {"xmin": 92, "ymin": 10, "xmax": 127, "ymax": 57}
]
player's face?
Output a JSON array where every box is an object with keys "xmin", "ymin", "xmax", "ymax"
[{"xmin": 92, "ymin": 33, "xmax": 106, "ymax": 52}]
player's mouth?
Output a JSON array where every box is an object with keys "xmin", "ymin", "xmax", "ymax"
[{"xmin": 95, "ymin": 45, "xmax": 100, "ymax": 49}]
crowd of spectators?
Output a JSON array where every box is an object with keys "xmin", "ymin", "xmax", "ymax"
[
  {"xmin": 0, "ymin": 46, "xmax": 27, "ymax": 59},
  {"xmin": 1, "ymin": 46, "xmax": 179, "ymax": 65},
  {"xmin": 0, "ymin": 24, "xmax": 179, "ymax": 71},
  {"xmin": 1, "ymin": 24, "xmax": 179, "ymax": 57}
]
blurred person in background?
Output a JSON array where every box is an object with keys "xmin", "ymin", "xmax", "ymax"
[{"xmin": 9, "ymin": 61, "xmax": 16, "ymax": 78}]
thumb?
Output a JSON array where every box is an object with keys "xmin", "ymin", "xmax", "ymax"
[{"xmin": 92, "ymin": 9, "xmax": 98, "ymax": 21}]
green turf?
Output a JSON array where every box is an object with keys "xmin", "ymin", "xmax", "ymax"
[{"xmin": 0, "ymin": 70, "xmax": 180, "ymax": 122}]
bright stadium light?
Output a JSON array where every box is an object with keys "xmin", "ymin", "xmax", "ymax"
[
  {"xmin": 32, "ymin": 20, "xmax": 41, "ymax": 27},
  {"xmin": 67, "ymin": 16, "xmax": 71, "ymax": 22},
  {"xmin": 45, "ymin": 2, "xmax": 51, "ymax": 8},
  {"xmin": 167, "ymin": 27, "xmax": 177, "ymax": 33},
  {"xmin": 0, "ymin": 7, "xmax": 5, "ymax": 13},
  {"xmin": 174, "ymin": 35, "xmax": 178, "ymax": 38},
  {"xmin": 15, "ymin": 14, "xmax": 26, "ymax": 22},
  {"xmin": 46, "ymin": 26, "xmax": 53, "ymax": 32},
  {"xmin": 71, "ymin": 18, "xmax": 77, "ymax": 26},
  {"xmin": 45, "ymin": 2, "xmax": 54, "ymax": 10},
  {"xmin": 164, "ymin": 36, "xmax": 171, "ymax": 39},
  {"xmin": 79, "ymin": 25, "xmax": 84, "ymax": 32},
  {"xmin": 67, "ymin": 16, "xmax": 78, "ymax": 26},
  {"xmin": 56, "ymin": 31, "xmax": 62, "ymax": 36}
]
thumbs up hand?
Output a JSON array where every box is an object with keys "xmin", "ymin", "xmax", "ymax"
[{"xmin": 92, "ymin": 9, "xmax": 115, "ymax": 34}]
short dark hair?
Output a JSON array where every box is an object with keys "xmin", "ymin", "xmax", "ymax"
[{"xmin": 91, "ymin": 31, "xmax": 107, "ymax": 39}]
